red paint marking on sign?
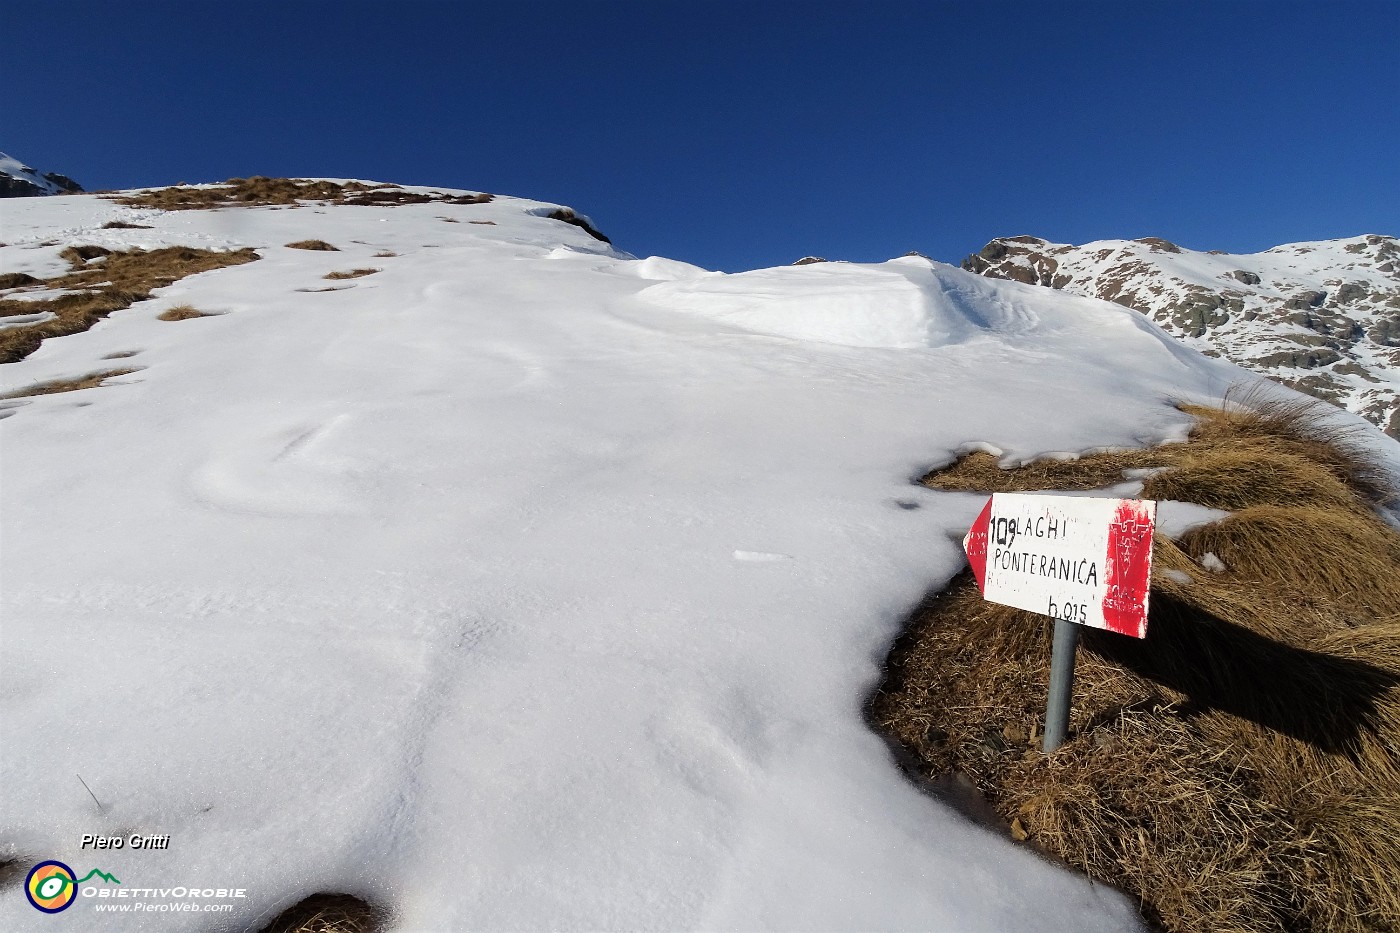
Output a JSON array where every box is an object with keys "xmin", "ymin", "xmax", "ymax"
[
  {"xmin": 1102, "ymin": 499, "xmax": 1154, "ymax": 638},
  {"xmin": 964, "ymin": 498, "xmax": 992, "ymax": 591}
]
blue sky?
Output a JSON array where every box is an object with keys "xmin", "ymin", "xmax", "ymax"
[{"xmin": 7, "ymin": 1, "xmax": 1397, "ymax": 272}]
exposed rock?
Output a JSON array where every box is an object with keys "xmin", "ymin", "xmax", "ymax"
[
  {"xmin": 544, "ymin": 208, "xmax": 610, "ymax": 244},
  {"xmin": 793, "ymin": 256, "xmax": 828, "ymax": 265},
  {"xmin": 1283, "ymin": 290, "xmax": 1328, "ymax": 311},
  {"xmin": 41, "ymin": 172, "xmax": 83, "ymax": 194}
]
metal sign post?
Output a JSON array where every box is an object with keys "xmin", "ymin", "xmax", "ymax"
[
  {"xmin": 963, "ymin": 492, "xmax": 1156, "ymax": 754},
  {"xmin": 1042, "ymin": 618, "xmax": 1081, "ymax": 752}
]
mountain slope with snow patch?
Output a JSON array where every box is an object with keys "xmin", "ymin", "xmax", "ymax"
[
  {"xmin": 0, "ymin": 150, "xmax": 83, "ymax": 198},
  {"xmin": 3, "ymin": 182, "xmax": 1397, "ymax": 931},
  {"xmin": 963, "ymin": 234, "xmax": 1400, "ymax": 436}
]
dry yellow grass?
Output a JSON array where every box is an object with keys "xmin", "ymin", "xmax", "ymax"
[
  {"xmin": 108, "ymin": 177, "xmax": 493, "ymax": 211},
  {"xmin": 259, "ymin": 893, "xmax": 385, "ymax": 933},
  {"xmin": 0, "ymin": 246, "xmax": 258, "ymax": 363},
  {"xmin": 926, "ymin": 387, "xmax": 1395, "ymax": 511},
  {"xmin": 0, "ymin": 272, "xmax": 41, "ymax": 289},
  {"xmin": 285, "ymin": 240, "xmax": 339, "ymax": 252},
  {"xmin": 873, "ymin": 389, "xmax": 1400, "ymax": 932},
  {"xmin": 157, "ymin": 304, "xmax": 218, "ymax": 322},
  {"xmin": 0, "ymin": 368, "xmax": 139, "ymax": 400},
  {"xmin": 323, "ymin": 269, "xmax": 379, "ymax": 280}
]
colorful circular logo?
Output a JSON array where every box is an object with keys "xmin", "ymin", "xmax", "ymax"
[{"xmin": 26, "ymin": 861, "xmax": 77, "ymax": 913}]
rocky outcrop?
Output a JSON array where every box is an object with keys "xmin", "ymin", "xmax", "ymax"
[
  {"xmin": 963, "ymin": 234, "xmax": 1400, "ymax": 438},
  {"xmin": 0, "ymin": 151, "xmax": 84, "ymax": 198}
]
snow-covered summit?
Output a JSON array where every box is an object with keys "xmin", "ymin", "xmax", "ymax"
[
  {"xmin": 963, "ymin": 234, "xmax": 1400, "ymax": 436},
  {"xmin": 0, "ymin": 150, "xmax": 84, "ymax": 198},
  {"xmin": 2, "ymin": 181, "xmax": 1397, "ymax": 931}
]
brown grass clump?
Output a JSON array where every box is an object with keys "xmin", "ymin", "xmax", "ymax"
[
  {"xmin": 925, "ymin": 386, "xmax": 1395, "ymax": 511},
  {"xmin": 0, "ymin": 368, "xmax": 139, "ymax": 399},
  {"xmin": 59, "ymin": 244, "xmax": 113, "ymax": 264},
  {"xmin": 108, "ymin": 176, "xmax": 492, "ymax": 211},
  {"xmin": 874, "ymin": 388, "xmax": 1400, "ymax": 932},
  {"xmin": 259, "ymin": 893, "xmax": 386, "ymax": 933},
  {"xmin": 157, "ymin": 304, "xmax": 218, "ymax": 321},
  {"xmin": 372, "ymin": 250, "xmax": 397, "ymax": 258},
  {"xmin": 286, "ymin": 240, "xmax": 339, "ymax": 251},
  {"xmin": 0, "ymin": 246, "xmax": 258, "ymax": 363},
  {"xmin": 101, "ymin": 220, "xmax": 153, "ymax": 229},
  {"xmin": 323, "ymin": 268, "xmax": 378, "ymax": 280},
  {"xmin": 0, "ymin": 272, "xmax": 39, "ymax": 290}
]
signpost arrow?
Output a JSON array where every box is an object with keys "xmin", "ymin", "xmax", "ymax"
[{"xmin": 963, "ymin": 493, "xmax": 1157, "ymax": 752}]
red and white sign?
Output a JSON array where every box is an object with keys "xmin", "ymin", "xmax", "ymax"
[{"xmin": 963, "ymin": 493, "xmax": 1156, "ymax": 638}]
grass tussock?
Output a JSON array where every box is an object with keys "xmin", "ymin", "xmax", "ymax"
[
  {"xmin": 101, "ymin": 220, "xmax": 153, "ymax": 229},
  {"xmin": 0, "ymin": 272, "xmax": 40, "ymax": 290},
  {"xmin": 0, "ymin": 246, "xmax": 258, "ymax": 363},
  {"xmin": 0, "ymin": 368, "xmax": 139, "ymax": 399},
  {"xmin": 323, "ymin": 268, "xmax": 379, "ymax": 280},
  {"xmin": 925, "ymin": 386, "xmax": 1395, "ymax": 510},
  {"xmin": 259, "ymin": 893, "xmax": 386, "ymax": 933},
  {"xmin": 372, "ymin": 250, "xmax": 397, "ymax": 258},
  {"xmin": 285, "ymin": 240, "xmax": 339, "ymax": 251},
  {"xmin": 874, "ymin": 387, "xmax": 1400, "ymax": 932},
  {"xmin": 109, "ymin": 176, "xmax": 492, "ymax": 211},
  {"xmin": 157, "ymin": 304, "xmax": 218, "ymax": 322}
]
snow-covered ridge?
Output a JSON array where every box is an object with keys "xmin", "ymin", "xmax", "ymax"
[
  {"xmin": 963, "ymin": 234, "xmax": 1400, "ymax": 436},
  {"xmin": 2, "ymin": 181, "xmax": 1395, "ymax": 932},
  {"xmin": 0, "ymin": 150, "xmax": 83, "ymax": 197}
]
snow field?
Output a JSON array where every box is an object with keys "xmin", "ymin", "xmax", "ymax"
[{"xmin": 5, "ymin": 185, "xmax": 1393, "ymax": 931}]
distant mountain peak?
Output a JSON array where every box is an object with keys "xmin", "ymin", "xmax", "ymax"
[
  {"xmin": 0, "ymin": 150, "xmax": 84, "ymax": 197},
  {"xmin": 963, "ymin": 234, "xmax": 1400, "ymax": 437}
]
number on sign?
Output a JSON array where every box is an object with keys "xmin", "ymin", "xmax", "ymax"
[{"xmin": 1047, "ymin": 597, "xmax": 1088, "ymax": 624}]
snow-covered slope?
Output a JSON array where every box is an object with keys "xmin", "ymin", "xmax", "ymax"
[
  {"xmin": 0, "ymin": 151, "xmax": 83, "ymax": 198},
  {"xmin": 3, "ymin": 183, "xmax": 1396, "ymax": 932},
  {"xmin": 963, "ymin": 235, "xmax": 1400, "ymax": 436}
]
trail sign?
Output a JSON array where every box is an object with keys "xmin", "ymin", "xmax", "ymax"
[
  {"xmin": 963, "ymin": 493, "xmax": 1156, "ymax": 639},
  {"xmin": 963, "ymin": 493, "xmax": 1158, "ymax": 754}
]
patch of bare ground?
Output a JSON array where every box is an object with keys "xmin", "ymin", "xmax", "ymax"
[
  {"xmin": 0, "ymin": 246, "xmax": 258, "ymax": 364},
  {"xmin": 0, "ymin": 857, "xmax": 27, "ymax": 889},
  {"xmin": 157, "ymin": 304, "xmax": 218, "ymax": 321},
  {"xmin": 872, "ymin": 387, "xmax": 1400, "ymax": 933},
  {"xmin": 286, "ymin": 240, "xmax": 339, "ymax": 251},
  {"xmin": 108, "ymin": 176, "xmax": 492, "ymax": 211},
  {"xmin": 101, "ymin": 220, "xmax": 153, "ymax": 229},
  {"xmin": 546, "ymin": 208, "xmax": 611, "ymax": 244},
  {"xmin": 323, "ymin": 269, "xmax": 378, "ymax": 280},
  {"xmin": 259, "ymin": 893, "xmax": 387, "ymax": 933},
  {"xmin": 372, "ymin": 250, "xmax": 397, "ymax": 258},
  {"xmin": 0, "ymin": 368, "xmax": 140, "ymax": 399}
]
